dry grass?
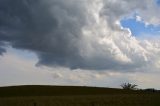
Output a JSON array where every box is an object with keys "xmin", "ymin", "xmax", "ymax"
[
  {"xmin": 1, "ymin": 94, "xmax": 160, "ymax": 106},
  {"xmin": 0, "ymin": 85, "xmax": 160, "ymax": 106}
]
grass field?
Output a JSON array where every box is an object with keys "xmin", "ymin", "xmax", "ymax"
[{"xmin": 0, "ymin": 85, "xmax": 160, "ymax": 106}]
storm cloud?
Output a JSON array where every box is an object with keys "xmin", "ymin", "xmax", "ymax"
[{"xmin": 0, "ymin": 0, "xmax": 160, "ymax": 71}]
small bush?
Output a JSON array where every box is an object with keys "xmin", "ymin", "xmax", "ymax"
[{"xmin": 120, "ymin": 83, "xmax": 138, "ymax": 90}]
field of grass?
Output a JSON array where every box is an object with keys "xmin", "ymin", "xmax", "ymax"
[{"xmin": 0, "ymin": 85, "xmax": 160, "ymax": 106}]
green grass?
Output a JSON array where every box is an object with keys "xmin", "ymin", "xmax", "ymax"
[{"xmin": 0, "ymin": 85, "xmax": 160, "ymax": 106}]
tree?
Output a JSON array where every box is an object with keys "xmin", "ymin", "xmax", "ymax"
[{"xmin": 120, "ymin": 83, "xmax": 138, "ymax": 90}]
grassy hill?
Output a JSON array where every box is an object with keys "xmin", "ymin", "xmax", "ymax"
[
  {"xmin": 0, "ymin": 85, "xmax": 160, "ymax": 106},
  {"xmin": 0, "ymin": 85, "xmax": 142, "ymax": 97}
]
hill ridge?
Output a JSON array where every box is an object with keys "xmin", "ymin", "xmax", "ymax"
[{"xmin": 0, "ymin": 85, "xmax": 148, "ymax": 97}]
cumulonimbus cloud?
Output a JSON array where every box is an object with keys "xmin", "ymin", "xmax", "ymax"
[{"xmin": 0, "ymin": 0, "xmax": 160, "ymax": 71}]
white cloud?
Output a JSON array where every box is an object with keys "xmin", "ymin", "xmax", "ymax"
[
  {"xmin": 136, "ymin": 16, "xmax": 142, "ymax": 22},
  {"xmin": 78, "ymin": 0, "xmax": 160, "ymax": 72}
]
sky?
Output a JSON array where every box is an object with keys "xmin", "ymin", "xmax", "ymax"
[{"xmin": 0, "ymin": 0, "xmax": 160, "ymax": 89}]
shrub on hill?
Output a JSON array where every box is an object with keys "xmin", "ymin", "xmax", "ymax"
[{"xmin": 120, "ymin": 83, "xmax": 138, "ymax": 90}]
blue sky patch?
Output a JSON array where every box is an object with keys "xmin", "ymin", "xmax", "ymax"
[
  {"xmin": 157, "ymin": 0, "xmax": 160, "ymax": 5},
  {"xmin": 121, "ymin": 18, "xmax": 160, "ymax": 37}
]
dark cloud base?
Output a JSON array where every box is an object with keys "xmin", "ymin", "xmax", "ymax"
[
  {"xmin": 0, "ymin": 0, "xmax": 96, "ymax": 70},
  {"xmin": 0, "ymin": 0, "xmax": 156, "ymax": 71}
]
